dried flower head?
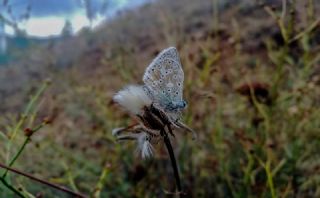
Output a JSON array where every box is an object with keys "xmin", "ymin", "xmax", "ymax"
[{"xmin": 113, "ymin": 85, "xmax": 152, "ymax": 115}]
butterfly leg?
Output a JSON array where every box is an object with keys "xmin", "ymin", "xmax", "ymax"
[
  {"xmin": 176, "ymin": 121, "xmax": 197, "ymax": 140},
  {"xmin": 112, "ymin": 123, "xmax": 141, "ymax": 136},
  {"xmin": 116, "ymin": 134, "xmax": 140, "ymax": 141},
  {"xmin": 116, "ymin": 128, "xmax": 160, "ymax": 145},
  {"xmin": 113, "ymin": 123, "xmax": 160, "ymax": 139},
  {"xmin": 114, "ymin": 126, "xmax": 146, "ymax": 141}
]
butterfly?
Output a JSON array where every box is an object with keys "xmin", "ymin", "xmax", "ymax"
[
  {"xmin": 113, "ymin": 47, "xmax": 196, "ymax": 158},
  {"xmin": 142, "ymin": 47, "xmax": 187, "ymax": 123}
]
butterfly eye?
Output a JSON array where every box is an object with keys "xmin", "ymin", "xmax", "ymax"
[
  {"xmin": 182, "ymin": 101, "xmax": 187, "ymax": 107},
  {"xmin": 178, "ymin": 83, "xmax": 181, "ymax": 86},
  {"xmin": 175, "ymin": 92, "xmax": 178, "ymax": 95}
]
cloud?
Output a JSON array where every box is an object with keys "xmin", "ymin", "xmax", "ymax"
[{"xmin": 23, "ymin": 16, "xmax": 65, "ymax": 36}]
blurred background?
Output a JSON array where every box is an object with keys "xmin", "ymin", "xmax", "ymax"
[{"xmin": 0, "ymin": 0, "xmax": 319, "ymax": 197}]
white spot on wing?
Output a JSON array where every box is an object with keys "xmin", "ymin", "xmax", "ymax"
[{"xmin": 167, "ymin": 82, "xmax": 174, "ymax": 87}]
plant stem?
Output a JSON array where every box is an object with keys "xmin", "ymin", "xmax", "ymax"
[
  {"xmin": 0, "ymin": 177, "xmax": 26, "ymax": 198},
  {"xmin": 265, "ymin": 160, "xmax": 276, "ymax": 198},
  {"xmin": 0, "ymin": 162, "xmax": 88, "ymax": 198},
  {"xmin": 3, "ymin": 124, "xmax": 44, "ymax": 178},
  {"xmin": 2, "ymin": 138, "xmax": 30, "ymax": 178},
  {"xmin": 161, "ymin": 125, "xmax": 182, "ymax": 194},
  {"xmin": 93, "ymin": 164, "xmax": 110, "ymax": 198},
  {"xmin": 256, "ymin": 156, "xmax": 276, "ymax": 198},
  {"xmin": 7, "ymin": 82, "xmax": 49, "ymax": 154}
]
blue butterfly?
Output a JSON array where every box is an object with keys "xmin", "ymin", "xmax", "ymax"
[{"xmin": 143, "ymin": 47, "xmax": 187, "ymax": 122}]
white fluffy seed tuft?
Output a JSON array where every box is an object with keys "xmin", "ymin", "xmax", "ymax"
[
  {"xmin": 113, "ymin": 85, "xmax": 152, "ymax": 115},
  {"xmin": 137, "ymin": 134, "xmax": 154, "ymax": 159}
]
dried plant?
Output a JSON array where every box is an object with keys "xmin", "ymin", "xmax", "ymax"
[{"xmin": 113, "ymin": 47, "xmax": 195, "ymax": 194}]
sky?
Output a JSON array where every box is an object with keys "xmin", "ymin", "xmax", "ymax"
[{"xmin": 0, "ymin": 0, "xmax": 146, "ymax": 37}]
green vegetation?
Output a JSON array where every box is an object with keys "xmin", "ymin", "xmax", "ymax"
[{"xmin": 0, "ymin": 0, "xmax": 319, "ymax": 197}]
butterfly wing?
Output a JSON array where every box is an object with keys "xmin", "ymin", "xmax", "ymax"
[{"xmin": 143, "ymin": 47, "xmax": 185, "ymax": 113}]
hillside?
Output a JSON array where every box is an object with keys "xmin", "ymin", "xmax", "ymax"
[{"xmin": 0, "ymin": 34, "xmax": 62, "ymax": 64}]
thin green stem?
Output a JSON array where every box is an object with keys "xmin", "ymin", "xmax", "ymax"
[
  {"xmin": 244, "ymin": 152, "xmax": 254, "ymax": 185},
  {"xmin": 265, "ymin": 160, "xmax": 276, "ymax": 198},
  {"xmin": 256, "ymin": 156, "xmax": 276, "ymax": 198},
  {"xmin": 0, "ymin": 177, "xmax": 26, "ymax": 198},
  {"xmin": 9, "ymin": 82, "xmax": 48, "ymax": 144},
  {"xmin": 246, "ymin": 78, "xmax": 270, "ymax": 135},
  {"xmin": 6, "ymin": 81, "xmax": 49, "ymax": 166},
  {"xmin": 3, "ymin": 123, "xmax": 45, "ymax": 178},
  {"xmin": 2, "ymin": 138, "xmax": 31, "ymax": 178},
  {"xmin": 93, "ymin": 164, "xmax": 110, "ymax": 198},
  {"xmin": 62, "ymin": 161, "xmax": 79, "ymax": 192}
]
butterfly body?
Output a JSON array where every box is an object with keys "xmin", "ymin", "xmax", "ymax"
[{"xmin": 169, "ymin": 100, "xmax": 187, "ymax": 110}]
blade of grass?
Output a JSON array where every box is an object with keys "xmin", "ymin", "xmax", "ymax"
[{"xmin": 92, "ymin": 164, "xmax": 111, "ymax": 198}]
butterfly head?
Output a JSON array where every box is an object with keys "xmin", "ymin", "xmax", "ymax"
[
  {"xmin": 166, "ymin": 99, "xmax": 187, "ymax": 111},
  {"xmin": 176, "ymin": 100, "xmax": 188, "ymax": 109}
]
